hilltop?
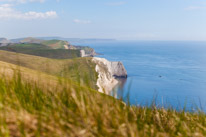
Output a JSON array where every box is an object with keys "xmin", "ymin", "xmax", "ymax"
[
  {"xmin": 19, "ymin": 37, "xmax": 44, "ymax": 44},
  {"xmin": 10, "ymin": 36, "xmax": 116, "ymax": 43}
]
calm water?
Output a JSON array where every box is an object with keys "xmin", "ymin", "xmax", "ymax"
[{"xmin": 75, "ymin": 41, "xmax": 206, "ymax": 111}]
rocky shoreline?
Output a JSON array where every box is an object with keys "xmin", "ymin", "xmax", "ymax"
[{"xmin": 92, "ymin": 57, "xmax": 127, "ymax": 94}]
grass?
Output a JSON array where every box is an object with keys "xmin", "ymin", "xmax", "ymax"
[
  {"xmin": 0, "ymin": 64, "xmax": 206, "ymax": 137},
  {"xmin": 0, "ymin": 50, "xmax": 98, "ymax": 89},
  {"xmin": 41, "ymin": 40, "xmax": 68, "ymax": 49},
  {"xmin": 0, "ymin": 39, "xmax": 96, "ymax": 59},
  {"xmin": 0, "ymin": 50, "xmax": 206, "ymax": 136},
  {"xmin": 0, "ymin": 43, "xmax": 80, "ymax": 59}
]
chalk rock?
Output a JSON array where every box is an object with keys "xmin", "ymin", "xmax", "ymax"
[{"xmin": 92, "ymin": 57, "xmax": 127, "ymax": 94}]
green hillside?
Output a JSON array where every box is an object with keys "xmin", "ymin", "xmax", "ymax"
[
  {"xmin": 0, "ymin": 38, "xmax": 97, "ymax": 58},
  {"xmin": 0, "ymin": 59, "xmax": 205, "ymax": 136},
  {"xmin": 41, "ymin": 39, "xmax": 69, "ymax": 49},
  {"xmin": 0, "ymin": 43, "xmax": 81, "ymax": 59},
  {"xmin": 0, "ymin": 50, "xmax": 97, "ymax": 89},
  {"xmin": 0, "ymin": 42, "xmax": 205, "ymax": 137},
  {"xmin": 16, "ymin": 37, "xmax": 69, "ymax": 49}
]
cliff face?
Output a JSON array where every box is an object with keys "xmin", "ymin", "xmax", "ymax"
[
  {"xmin": 68, "ymin": 45, "xmax": 97, "ymax": 57},
  {"xmin": 110, "ymin": 62, "xmax": 127, "ymax": 78},
  {"xmin": 80, "ymin": 50, "xmax": 86, "ymax": 57},
  {"xmin": 92, "ymin": 57, "xmax": 127, "ymax": 94}
]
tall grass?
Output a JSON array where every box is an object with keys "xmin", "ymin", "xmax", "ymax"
[
  {"xmin": 0, "ymin": 72, "xmax": 206, "ymax": 137},
  {"xmin": 0, "ymin": 50, "xmax": 98, "ymax": 90}
]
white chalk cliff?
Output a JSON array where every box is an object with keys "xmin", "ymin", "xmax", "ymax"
[{"xmin": 92, "ymin": 57, "xmax": 127, "ymax": 94}]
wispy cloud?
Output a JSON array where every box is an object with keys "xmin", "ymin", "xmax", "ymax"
[
  {"xmin": 0, "ymin": 4, "xmax": 57, "ymax": 20},
  {"xmin": 106, "ymin": 1, "xmax": 126, "ymax": 6},
  {"xmin": 73, "ymin": 19, "xmax": 91, "ymax": 24},
  {"xmin": 184, "ymin": 6, "xmax": 206, "ymax": 11},
  {"xmin": 0, "ymin": 0, "xmax": 45, "ymax": 3}
]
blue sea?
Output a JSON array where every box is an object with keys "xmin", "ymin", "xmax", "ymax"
[{"xmin": 74, "ymin": 41, "xmax": 206, "ymax": 111}]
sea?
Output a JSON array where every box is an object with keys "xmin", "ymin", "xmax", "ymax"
[{"xmin": 73, "ymin": 41, "xmax": 206, "ymax": 112}]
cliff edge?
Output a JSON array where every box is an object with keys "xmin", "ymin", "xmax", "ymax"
[{"xmin": 92, "ymin": 57, "xmax": 127, "ymax": 94}]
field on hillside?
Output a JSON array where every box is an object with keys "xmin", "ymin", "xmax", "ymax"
[
  {"xmin": 0, "ymin": 61, "xmax": 206, "ymax": 137},
  {"xmin": 0, "ymin": 43, "xmax": 80, "ymax": 59},
  {"xmin": 0, "ymin": 50, "xmax": 97, "ymax": 89},
  {"xmin": 41, "ymin": 40, "xmax": 69, "ymax": 49}
]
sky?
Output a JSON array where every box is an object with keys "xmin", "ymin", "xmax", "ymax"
[{"xmin": 0, "ymin": 0, "xmax": 206, "ymax": 40}]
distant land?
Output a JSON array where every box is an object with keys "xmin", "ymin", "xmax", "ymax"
[
  {"xmin": 0, "ymin": 37, "xmax": 116, "ymax": 44},
  {"xmin": 0, "ymin": 37, "xmax": 98, "ymax": 59},
  {"xmin": 38, "ymin": 37, "xmax": 116, "ymax": 44}
]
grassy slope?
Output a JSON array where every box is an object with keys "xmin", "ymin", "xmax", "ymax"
[
  {"xmin": 0, "ymin": 60, "xmax": 206, "ymax": 136},
  {"xmin": 0, "ymin": 43, "xmax": 80, "ymax": 59},
  {"xmin": 0, "ymin": 45, "xmax": 206, "ymax": 136},
  {"xmin": 0, "ymin": 60, "xmax": 98, "ymax": 92},
  {"xmin": 41, "ymin": 40, "xmax": 68, "ymax": 49},
  {"xmin": 0, "ymin": 50, "xmax": 97, "ymax": 89},
  {"xmin": 19, "ymin": 38, "xmax": 67, "ymax": 49},
  {"xmin": 41, "ymin": 39, "xmax": 96, "ymax": 55},
  {"xmin": 0, "ymin": 60, "xmax": 62, "ymax": 90}
]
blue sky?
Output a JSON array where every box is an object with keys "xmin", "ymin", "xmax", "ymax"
[{"xmin": 0, "ymin": 0, "xmax": 206, "ymax": 40}]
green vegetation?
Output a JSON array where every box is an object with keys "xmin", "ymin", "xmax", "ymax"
[
  {"xmin": 0, "ymin": 64, "xmax": 206, "ymax": 137},
  {"xmin": 2, "ymin": 43, "xmax": 50, "ymax": 49},
  {"xmin": 0, "ymin": 43, "xmax": 80, "ymax": 59},
  {"xmin": 0, "ymin": 38, "xmax": 97, "ymax": 58},
  {"xmin": 0, "ymin": 49, "xmax": 205, "ymax": 136},
  {"xmin": 0, "ymin": 50, "xmax": 97, "ymax": 89},
  {"xmin": 19, "ymin": 37, "xmax": 69, "ymax": 49},
  {"xmin": 41, "ymin": 40, "xmax": 69, "ymax": 49}
]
